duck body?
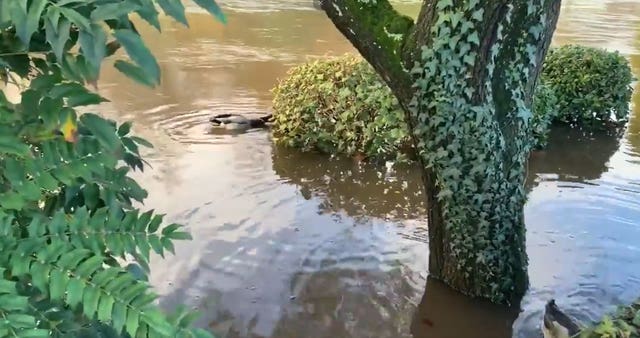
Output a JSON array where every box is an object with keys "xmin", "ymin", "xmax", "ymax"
[
  {"xmin": 209, "ymin": 113, "xmax": 273, "ymax": 131},
  {"xmin": 542, "ymin": 299, "xmax": 581, "ymax": 338}
]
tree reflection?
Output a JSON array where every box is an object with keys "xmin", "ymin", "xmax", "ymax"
[
  {"xmin": 271, "ymin": 144, "xmax": 426, "ymax": 220},
  {"xmin": 410, "ymin": 278, "xmax": 519, "ymax": 338},
  {"xmin": 526, "ymin": 124, "xmax": 623, "ymax": 190}
]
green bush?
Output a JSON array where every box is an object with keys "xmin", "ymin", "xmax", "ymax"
[
  {"xmin": 271, "ymin": 54, "xmax": 413, "ymax": 163},
  {"xmin": 541, "ymin": 44, "xmax": 634, "ymax": 127},
  {"xmin": 0, "ymin": 0, "xmax": 224, "ymax": 337},
  {"xmin": 271, "ymin": 54, "xmax": 557, "ymax": 159},
  {"xmin": 531, "ymin": 81, "xmax": 560, "ymax": 149}
]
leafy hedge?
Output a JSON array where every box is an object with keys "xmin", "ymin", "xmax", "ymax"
[
  {"xmin": 531, "ymin": 81, "xmax": 560, "ymax": 149},
  {"xmin": 271, "ymin": 54, "xmax": 557, "ymax": 159},
  {"xmin": 0, "ymin": 0, "xmax": 224, "ymax": 337},
  {"xmin": 271, "ymin": 54, "xmax": 413, "ymax": 163},
  {"xmin": 272, "ymin": 45, "xmax": 634, "ymax": 160},
  {"xmin": 540, "ymin": 44, "xmax": 634, "ymax": 127}
]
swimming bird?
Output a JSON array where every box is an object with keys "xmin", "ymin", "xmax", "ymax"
[
  {"xmin": 209, "ymin": 113, "xmax": 273, "ymax": 131},
  {"xmin": 542, "ymin": 299, "xmax": 582, "ymax": 338}
]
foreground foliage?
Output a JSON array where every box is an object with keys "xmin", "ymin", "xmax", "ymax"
[
  {"xmin": 579, "ymin": 300, "xmax": 640, "ymax": 338},
  {"xmin": 0, "ymin": 0, "xmax": 224, "ymax": 337}
]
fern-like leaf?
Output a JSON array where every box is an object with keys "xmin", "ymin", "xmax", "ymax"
[{"xmin": 2, "ymin": 238, "xmax": 179, "ymax": 337}]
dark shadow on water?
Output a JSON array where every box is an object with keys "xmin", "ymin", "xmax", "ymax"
[
  {"xmin": 410, "ymin": 278, "xmax": 520, "ymax": 338},
  {"xmin": 526, "ymin": 123, "xmax": 623, "ymax": 189},
  {"xmin": 270, "ymin": 144, "xmax": 427, "ymax": 220}
]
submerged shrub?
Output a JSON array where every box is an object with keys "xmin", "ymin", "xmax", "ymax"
[
  {"xmin": 541, "ymin": 44, "xmax": 634, "ymax": 127},
  {"xmin": 272, "ymin": 54, "xmax": 559, "ymax": 159},
  {"xmin": 531, "ymin": 81, "xmax": 560, "ymax": 149},
  {"xmin": 271, "ymin": 54, "xmax": 412, "ymax": 162}
]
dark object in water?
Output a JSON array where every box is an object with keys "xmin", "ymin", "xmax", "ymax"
[
  {"xmin": 312, "ymin": 0, "xmax": 323, "ymax": 10},
  {"xmin": 542, "ymin": 299, "xmax": 581, "ymax": 338},
  {"xmin": 209, "ymin": 113, "xmax": 273, "ymax": 131}
]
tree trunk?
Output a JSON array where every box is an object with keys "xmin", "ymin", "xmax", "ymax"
[{"xmin": 320, "ymin": 0, "xmax": 561, "ymax": 305}]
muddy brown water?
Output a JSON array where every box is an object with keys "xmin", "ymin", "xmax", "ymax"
[{"xmin": 88, "ymin": 1, "xmax": 640, "ymax": 337}]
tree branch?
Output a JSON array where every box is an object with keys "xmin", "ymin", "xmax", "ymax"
[{"xmin": 320, "ymin": 0, "xmax": 415, "ymax": 106}]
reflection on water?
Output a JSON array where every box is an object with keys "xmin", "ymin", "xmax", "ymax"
[
  {"xmin": 271, "ymin": 146, "xmax": 427, "ymax": 221},
  {"xmin": 87, "ymin": 1, "xmax": 640, "ymax": 337}
]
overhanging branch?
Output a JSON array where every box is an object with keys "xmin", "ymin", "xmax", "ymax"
[{"xmin": 320, "ymin": 0, "xmax": 415, "ymax": 106}]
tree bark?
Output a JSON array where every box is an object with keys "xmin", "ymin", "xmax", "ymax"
[{"xmin": 321, "ymin": 0, "xmax": 561, "ymax": 305}]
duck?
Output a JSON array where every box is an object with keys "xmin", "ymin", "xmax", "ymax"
[
  {"xmin": 542, "ymin": 299, "xmax": 582, "ymax": 338},
  {"xmin": 209, "ymin": 113, "xmax": 273, "ymax": 131}
]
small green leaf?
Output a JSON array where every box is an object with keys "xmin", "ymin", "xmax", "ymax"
[
  {"xmin": 0, "ymin": 136, "xmax": 30, "ymax": 156},
  {"xmin": 118, "ymin": 121, "xmax": 132, "ymax": 136},
  {"xmin": 114, "ymin": 60, "xmax": 156, "ymax": 87},
  {"xmin": 132, "ymin": 0, "xmax": 161, "ymax": 30},
  {"xmin": 80, "ymin": 113, "xmax": 122, "ymax": 151},
  {"xmin": 59, "ymin": 7, "xmax": 92, "ymax": 31},
  {"xmin": 97, "ymin": 294, "xmax": 115, "ymax": 322},
  {"xmin": 131, "ymin": 136, "xmax": 153, "ymax": 148},
  {"xmin": 66, "ymin": 278, "xmax": 85, "ymax": 308},
  {"xmin": 147, "ymin": 214, "xmax": 164, "ymax": 233},
  {"xmin": 0, "ymin": 294, "xmax": 29, "ymax": 311},
  {"xmin": 112, "ymin": 302, "xmax": 128, "ymax": 334},
  {"xmin": 113, "ymin": 29, "xmax": 160, "ymax": 85},
  {"xmin": 0, "ymin": 279, "xmax": 17, "ymax": 294},
  {"xmin": 15, "ymin": 0, "xmax": 47, "ymax": 46},
  {"xmin": 192, "ymin": 0, "xmax": 226, "ymax": 23},
  {"xmin": 91, "ymin": 2, "xmax": 141, "ymax": 21},
  {"xmin": 78, "ymin": 23, "xmax": 107, "ymax": 73},
  {"xmin": 44, "ymin": 6, "xmax": 71, "ymax": 60},
  {"xmin": 6, "ymin": 314, "xmax": 36, "ymax": 329},
  {"xmin": 126, "ymin": 309, "xmax": 140, "ymax": 337},
  {"xmin": 16, "ymin": 328, "xmax": 50, "ymax": 338},
  {"xmin": 156, "ymin": 0, "xmax": 188, "ymax": 26},
  {"xmin": 75, "ymin": 255, "xmax": 104, "ymax": 277},
  {"xmin": 50, "ymin": 269, "xmax": 70, "ymax": 301},
  {"xmin": 166, "ymin": 231, "xmax": 192, "ymax": 241},
  {"xmin": 82, "ymin": 286, "xmax": 100, "ymax": 318}
]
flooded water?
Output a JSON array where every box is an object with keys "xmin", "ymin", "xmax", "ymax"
[{"xmin": 90, "ymin": 1, "xmax": 640, "ymax": 337}]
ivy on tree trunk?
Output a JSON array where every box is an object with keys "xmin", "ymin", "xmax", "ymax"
[{"xmin": 320, "ymin": 0, "xmax": 562, "ymax": 304}]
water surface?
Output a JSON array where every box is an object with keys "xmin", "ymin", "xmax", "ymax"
[{"xmin": 92, "ymin": 1, "xmax": 640, "ymax": 337}]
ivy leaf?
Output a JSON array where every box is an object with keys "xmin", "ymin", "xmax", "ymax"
[
  {"xmin": 436, "ymin": 0, "xmax": 453, "ymax": 10},
  {"xmin": 467, "ymin": 31, "xmax": 480, "ymax": 46}
]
